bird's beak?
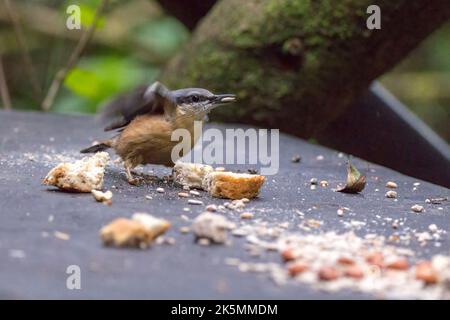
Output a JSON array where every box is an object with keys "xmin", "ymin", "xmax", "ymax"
[{"xmin": 212, "ymin": 94, "xmax": 237, "ymax": 105}]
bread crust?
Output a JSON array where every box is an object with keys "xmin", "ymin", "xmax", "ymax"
[{"xmin": 203, "ymin": 171, "xmax": 265, "ymax": 200}]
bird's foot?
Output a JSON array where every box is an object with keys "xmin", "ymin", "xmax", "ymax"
[{"xmin": 127, "ymin": 176, "xmax": 143, "ymax": 186}]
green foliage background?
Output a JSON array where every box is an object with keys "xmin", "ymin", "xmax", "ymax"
[{"xmin": 1, "ymin": 0, "xmax": 449, "ymax": 141}]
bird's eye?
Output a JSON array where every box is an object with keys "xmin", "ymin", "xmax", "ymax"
[{"xmin": 191, "ymin": 95, "xmax": 200, "ymax": 102}]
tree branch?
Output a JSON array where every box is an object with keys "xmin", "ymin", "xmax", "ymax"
[
  {"xmin": 3, "ymin": 0, "xmax": 41, "ymax": 101},
  {"xmin": 41, "ymin": 0, "xmax": 109, "ymax": 111},
  {"xmin": 161, "ymin": 0, "xmax": 450, "ymax": 138},
  {"xmin": 0, "ymin": 55, "xmax": 12, "ymax": 110}
]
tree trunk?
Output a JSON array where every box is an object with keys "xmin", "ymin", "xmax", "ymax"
[{"xmin": 160, "ymin": 0, "xmax": 450, "ymax": 138}]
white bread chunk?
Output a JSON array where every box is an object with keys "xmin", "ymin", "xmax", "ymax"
[
  {"xmin": 203, "ymin": 171, "xmax": 265, "ymax": 200},
  {"xmin": 173, "ymin": 161, "xmax": 214, "ymax": 189},
  {"xmin": 191, "ymin": 212, "xmax": 234, "ymax": 243},
  {"xmin": 43, "ymin": 152, "xmax": 109, "ymax": 192},
  {"xmin": 100, "ymin": 213, "xmax": 170, "ymax": 248}
]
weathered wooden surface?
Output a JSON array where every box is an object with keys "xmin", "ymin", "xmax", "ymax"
[{"xmin": 0, "ymin": 110, "xmax": 448, "ymax": 299}]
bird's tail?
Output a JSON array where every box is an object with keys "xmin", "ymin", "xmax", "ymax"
[{"xmin": 80, "ymin": 141, "xmax": 111, "ymax": 154}]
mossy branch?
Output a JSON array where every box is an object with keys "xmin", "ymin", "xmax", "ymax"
[{"xmin": 161, "ymin": 0, "xmax": 450, "ymax": 138}]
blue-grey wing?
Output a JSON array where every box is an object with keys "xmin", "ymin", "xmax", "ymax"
[{"xmin": 99, "ymin": 82, "xmax": 175, "ymax": 131}]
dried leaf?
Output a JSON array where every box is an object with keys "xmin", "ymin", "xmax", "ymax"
[{"xmin": 336, "ymin": 163, "xmax": 366, "ymax": 194}]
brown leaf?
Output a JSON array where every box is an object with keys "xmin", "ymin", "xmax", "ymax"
[{"xmin": 336, "ymin": 163, "xmax": 366, "ymax": 194}]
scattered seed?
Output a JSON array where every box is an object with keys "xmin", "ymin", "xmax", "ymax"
[
  {"xmin": 320, "ymin": 180, "xmax": 328, "ymax": 187},
  {"xmin": 145, "ymin": 195, "xmax": 153, "ymax": 200},
  {"xmin": 365, "ymin": 252, "xmax": 384, "ymax": 267},
  {"xmin": 386, "ymin": 258, "xmax": 409, "ymax": 270},
  {"xmin": 179, "ymin": 226, "xmax": 190, "ymax": 234},
  {"xmin": 206, "ymin": 204, "xmax": 218, "ymax": 212},
  {"xmin": 198, "ymin": 238, "xmax": 211, "ymax": 246},
  {"xmin": 318, "ymin": 266, "xmax": 340, "ymax": 281},
  {"xmin": 426, "ymin": 197, "xmax": 447, "ymax": 204},
  {"xmin": 337, "ymin": 208, "xmax": 345, "ymax": 217},
  {"xmin": 215, "ymin": 167, "xmax": 226, "ymax": 172},
  {"xmin": 54, "ymin": 231, "xmax": 70, "ymax": 241},
  {"xmin": 291, "ymin": 155, "xmax": 301, "ymax": 163},
  {"xmin": 316, "ymin": 155, "xmax": 324, "ymax": 161},
  {"xmin": 156, "ymin": 187, "xmax": 165, "ymax": 193},
  {"xmin": 337, "ymin": 256, "xmax": 355, "ymax": 265},
  {"xmin": 415, "ymin": 261, "xmax": 438, "ymax": 284},
  {"xmin": 188, "ymin": 199, "xmax": 203, "ymax": 205},
  {"xmin": 385, "ymin": 181, "xmax": 398, "ymax": 188},
  {"xmin": 428, "ymin": 224, "xmax": 438, "ymax": 233},
  {"xmin": 225, "ymin": 199, "xmax": 246, "ymax": 210},
  {"xmin": 385, "ymin": 190, "xmax": 397, "ymax": 198},
  {"xmin": 178, "ymin": 192, "xmax": 189, "ymax": 198},
  {"xmin": 344, "ymin": 265, "xmax": 364, "ymax": 279},
  {"xmin": 281, "ymin": 248, "xmax": 296, "ymax": 261},
  {"xmin": 411, "ymin": 204, "xmax": 424, "ymax": 213},
  {"xmin": 305, "ymin": 219, "xmax": 322, "ymax": 228},
  {"xmin": 287, "ymin": 262, "xmax": 308, "ymax": 276},
  {"xmin": 240, "ymin": 212, "xmax": 254, "ymax": 219},
  {"xmin": 189, "ymin": 190, "xmax": 200, "ymax": 196},
  {"xmin": 310, "ymin": 178, "xmax": 318, "ymax": 185}
]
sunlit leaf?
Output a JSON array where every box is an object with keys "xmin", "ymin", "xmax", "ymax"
[{"xmin": 63, "ymin": 55, "xmax": 158, "ymax": 112}]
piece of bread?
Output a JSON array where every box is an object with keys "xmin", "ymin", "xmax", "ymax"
[
  {"xmin": 191, "ymin": 212, "xmax": 234, "ymax": 243},
  {"xmin": 173, "ymin": 161, "xmax": 214, "ymax": 189},
  {"xmin": 203, "ymin": 171, "xmax": 265, "ymax": 200},
  {"xmin": 43, "ymin": 152, "xmax": 109, "ymax": 192},
  {"xmin": 100, "ymin": 213, "xmax": 170, "ymax": 249},
  {"xmin": 91, "ymin": 189, "xmax": 113, "ymax": 205}
]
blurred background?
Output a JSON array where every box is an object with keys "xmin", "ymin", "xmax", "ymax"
[{"xmin": 0, "ymin": 0, "xmax": 449, "ymax": 141}]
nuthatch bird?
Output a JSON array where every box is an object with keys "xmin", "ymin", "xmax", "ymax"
[{"xmin": 80, "ymin": 81, "xmax": 237, "ymax": 184}]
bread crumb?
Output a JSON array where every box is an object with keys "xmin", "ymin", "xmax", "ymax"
[
  {"xmin": 173, "ymin": 162, "xmax": 214, "ymax": 189},
  {"xmin": 188, "ymin": 199, "xmax": 203, "ymax": 205},
  {"xmin": 91, "ymin": 189, "xmax": 113, "ymax": 205},
  {"xmin": 203, "ymin": 171, "xmax": 265, "ymax": 199},
  {"xmin": 319, "ymin": 180, "xmax": 328, "ymax": 187},
  {"xmin": 385, "ymin": 190, "xmax": 397, "ymax": 198},
  {"xmin": 192, "ymin": 212, "xmax": 234, "ymax": 243},
  {"xmin": 240, "ymin": 212, "xmax": 254, "ymax": 219},
  {"xmin": 189, "ymin": 190, "xmax": 201, "ymax": 196},
  {"xmin": 385, "ymin": 181, "xmax": 398, "ymax": 188},
  {"xmin": 100, "ymin": 213, "xmax": 170, "ymax": 248},
  {"xmin": 411, "ymin": 204, "xmax": 424, "ymax": 213},
  {"xmin": 156, "ymin": 187, "xmax": 165, "ymax": 193},
  {"xmin": 225, "ymin": 199, "xmax": 246, "ymax": 210},
  {"xmin": 54, "ymin": 231, "xmax": 70, "ymax": 241},
  {"xmin": 178, "ymin": 192, "xmax": 189, "ymax": 198},
  {"xmin": 43, "ymin": 152, "xmax": 109, "ymax": 192},
  {"xmin": 179, "ymin": 226, "xmax": 190, "ymax": 234}
]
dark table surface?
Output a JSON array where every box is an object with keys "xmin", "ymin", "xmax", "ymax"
[{"xmin": 0, "ymin": 110, "xmax": 448, "ymax": 299}]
